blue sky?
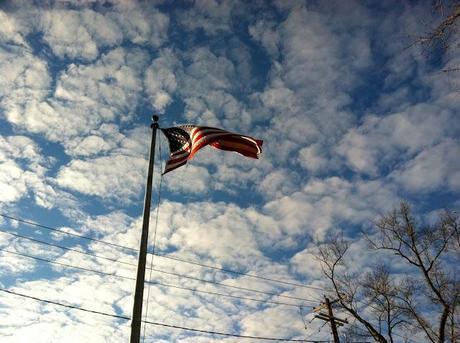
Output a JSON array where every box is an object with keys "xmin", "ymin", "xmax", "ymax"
[{"xmin": 0, "ymin": 0, "xmax": 459, "ymax": 342}]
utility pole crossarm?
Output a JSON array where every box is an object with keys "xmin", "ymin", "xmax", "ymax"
[
  {"xmin": 315, "ymin": 313, "xmax": 348, "ymax": 324},
  {"xmin": 312, "ymin": 303, "xmax": 327, "ymax": 313},
  {"xmin": 311, "ymin": 297, "xmax": 346, "ymax": 343},
  {"xmin": 325, "ymin": 297, "xmax": 340, "ymax": 343}
]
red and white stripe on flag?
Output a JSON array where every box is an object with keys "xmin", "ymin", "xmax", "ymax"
[{"xmin": 161, "ymin": 125, "xmax": 263, "ymax": 174}]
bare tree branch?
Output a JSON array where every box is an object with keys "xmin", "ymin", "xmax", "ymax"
[{"xmin": 316, "ymin": 202, "xmax": 459, "ymax": 343}]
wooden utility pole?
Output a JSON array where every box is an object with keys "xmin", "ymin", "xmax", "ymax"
[
  {"xmin": 312, "ymin": 297, "xmax": 347, "ymax": 343},
  {"xmin": 325, "ymin": 297, "xmax": 340, "ymax": 343},
  {"xmin": 130, "ymin": 115, "xmax": 159, "ymax": 343}
]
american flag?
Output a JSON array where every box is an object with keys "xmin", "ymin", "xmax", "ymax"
[{"xmin": 161, "ymin": 125, "xmax": 263, "ymax": 174}]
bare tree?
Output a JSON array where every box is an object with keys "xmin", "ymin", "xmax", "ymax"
[
  {"xmin": 316, "ymin": 203, "xmax": 459, "ymax": 343},
  {"xmin": 416, "ymin": 1, "xmax": 460, "ymax": 54},
  {"xmin": 412, "ymin": 0, "xmax": 460, "ymax": 74}
]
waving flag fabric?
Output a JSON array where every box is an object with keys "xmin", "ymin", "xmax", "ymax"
[{"xmin": 161, "ymin": 125, "xmax": 263, "ymax": 174}]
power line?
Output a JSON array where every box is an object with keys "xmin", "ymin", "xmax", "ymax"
[
  {"xmin": 0, "ymin": 231, "xmax": 319, "ymax": 304},
  {"xmin": 1, "ymin": 248, "xmax": 134, "ymax": 280},
  {"xmin": 0, "ymin": 241, "xmax": 317, "ymax": 305},
  {"xmin": 142, "ymin": 318, "xmax": 324, "ymax": 342},
  {"xmin": 0, "ymin": 213, "xmax": 328, "ymax": 293},
  {"xmin": 149, "ymin": 267, "xmax": 317, "ymax": 303},
  {"xmin": 152, "ymin": 280, "xmax": 308, "ymax": 308},
  {"xmin": 151, "ymin": 252, "xmax": 326, "ymax": 291},
  {"xmin": 0, "ymin": 229, "xmax": 135, "ymax": 267},
  {"xmin": 0, "ymin": 249, "xmax": 311, "ymax": 308},
  {"xmin": 0, "ymin": 213, "xmax": 136, "ymax": 252},
  {"xmin": 0, "ymin": 288, "xmax": 129, "ymax": 320},
  {"xmin": 3, "ymin": 229, "xmax": 317, "ymax": 304},
  {"xmin": 0, "ymin": 287, "xmax": 327, "ymax": 342}
]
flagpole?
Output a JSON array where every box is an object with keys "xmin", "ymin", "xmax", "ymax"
[{"xmin": 130, "ymin": 115, "xmax": 159, "ymax": 343}]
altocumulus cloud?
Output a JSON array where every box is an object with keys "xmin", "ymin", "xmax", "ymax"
[{"xmin": 0, "ymin": 1, "xmax": 458, "ymax": 342}]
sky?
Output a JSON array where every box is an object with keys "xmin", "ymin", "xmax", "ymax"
[{"xmin": 0, "ymin": 0, "xmax": 459, "ymax": 342}]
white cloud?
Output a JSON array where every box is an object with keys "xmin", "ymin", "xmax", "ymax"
[
  {"xmin": 0, "ymin": 201, "xmax": 324, "ymax": 342},
  {"xmin": 257, "ymin": 169, "xmax": 296, "ymax": 199},
  {"xmin": 0, "ymin": 135, "xmax": 44, "ymax": 166},
  {"xmin": 297, "ymin": 144, "xmax": 328, "ymax": 173},
  {"xmin": 391, "ymin": 140, "xmax": 460, "ymax": 193},
  {"xmin": 55, "ymin": 154, "xmax": 147, "ymax": 200},
  {"xmin": 240, "ymin": 306, "xmax": 305, "ymax": 339},
  {"xmin": 81, "ymin": 210, "xmax": 137, "ymax": 237},
  {"xmin": 140, "ymin": 181, "xmax": 395, "ymax": 276},
  {"xmin": 8, "ymin": 5, "xmax": 167, "ymax": 62},
  {"xmin": 0, "ymin": 2, "xmax": 458, "ymax": 342},
  {"xmin": 163, "ymin": 164, "xmax": 211, "ymax": 194},
  {"xmin": 178, "ymin": 0, "xmax": 238, "ymax": 35},
  {"xmin": 109, "ymin": 4, "xmax": 169, "ymax": 47},
  {"xmin": 263, "ymin": 176, "xmax": 398, "ymax": 243},
  {"xmin": 337, "ymin": 106, "xmax": 458, "ymax": 176},
  {"xmin": 0, "ymin": 47, "xmax": 50, "ymax": 119},
  {"xmin": 250, "ymin": 5, "xmax": 371, "ymax": 167},
  {"xmin": 0, "ymin": 246, "xmax": 37, "ymax": 277},
  {"xmin": 145, "ymin": 49, "xmax": 179, "ymax": 112},
  {"xmin": 336, "ymin": 124, "xmax": 380, "ymax": 175},
  {"xmin": 55, "ymin": 47, "xmax": 147, "ymax": 115},
  {"xmin": 3, "ymin": 47, "xmax": 148, "ymax": 148},
  {"xmin": 80, "ymin": 9, "xmax": 123, "ymax": 47},
  {"xmin": 172, "ymin": 46, "xmax": 257, "ymax": 131},
  {"xmin": 69, "ymin": 135, "xmax": 114, "ymax": 157},
  {"xmin": 181, "ymin": 47, "xmax": 236, "ymax": 94},
  {"xmin": 41, "ymin": 9, "xmax": 99, "ymax": 61},
  {"xmin": 156, "ymin": 200, "xmax": 262, "ymax": 265},
  {"xmin": 116, "ymin": 126, "xmax": 151, "ymax": 157},
  {"xmin": 0, "ymin": 161, "xmax": 29, "ymax": 202},
  {"xmin": 0, "ymin": 135, "xmax": 56, "ymax": 205},
  {"xmin": 249, "ymin": 20, "xmax": 280, "ymax": 58},
  {"xmin": 63, "ymin": 124, "xmax": 150, "ymax": 158},
  {"xmin": 0, "ymin": 9, "xmax": 27, "ymax": 46},
  {"xmin": 0, "ymin": 7, "xmax": 165, "ymax": 159},
  {"xmin": 1, "ymin": 275, "xmax": 131, "ymax": 342}
]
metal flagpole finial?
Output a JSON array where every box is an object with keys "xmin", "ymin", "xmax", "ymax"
[{"xmin": 151, "ymin": 115, "xmax": 159, "ymax": 129}]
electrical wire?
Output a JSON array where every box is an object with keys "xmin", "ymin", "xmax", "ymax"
[
  {"xmin": 153, "ymin": 280, "xmax": 309, "ymax": 308},
  {"xmin": 0, "ymin": 229, "xmax": 320, "ymax": 303},
  {"xmin": 142, "ymin": 318, "xmax": 324, "ymax": 342},
  {"xmin": 1, "ymin": 228, "xmax": 418, "ymax": 342},
  {"xmin": 0, "ymin": 288, "xmax": 129, "ymax": 320},
  {"xmin": 0, "ymin": 287, "xmax": 327, "ymax": 342},
  {"xmin": 0, "ymin": 229, "xmax": 135, "ymax": 267},
  {"xmin": 148, "ymin": 267, "xmax": 316, "ymax": 303},
  {"xmin": 0, "ymin": 230, "xmax": 314, "ymax": 307},
  {"xmin": 0, "ymin": 213, "xmax": 135, "ymax": 252},
  {"xmin": 0, "ymin": 248, "xmax": 133, "ymax": 280},
  {"xmin": 0, "ymin": 213, "xmax": 328, "ymax": 292},
  {"xmin": 151, "ymin": 252, "xmax": 326, "ymax": 291},
  {"xmin": 0, "ymin": 230, "xmax": 320, "ymax": 304},
  {"xmin": 0, "ymin": 249, "xmax": 312, "ymax": 308}
]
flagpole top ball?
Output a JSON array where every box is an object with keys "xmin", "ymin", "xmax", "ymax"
[{"xmin": 151, "ymin": 115, "xmax": 159, "ymax": 129}]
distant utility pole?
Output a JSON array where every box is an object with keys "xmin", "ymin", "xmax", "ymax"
[
  {"xmin": 325, "ymin": 297, "xmax": 340, "ymax": 343},
  {"xmin": 312, "ymin": 296, "xmax": 348, "ymax": 343}
]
